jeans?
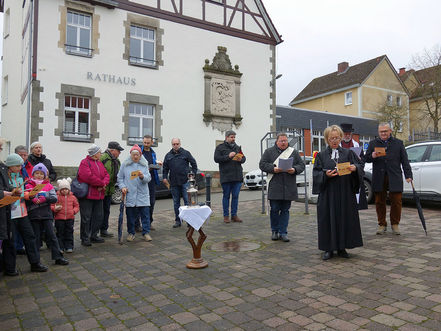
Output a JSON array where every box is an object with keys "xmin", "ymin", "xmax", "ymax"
[
  {"xmin": 101, "ymin": 195, "xmax": 112, "ymax": 233},
  {"xmin": 126, "ymin": 206, "xmax": 150, "ymax": 235},
  {"xmin": 79, "ymin": 199, "xmax": 103, "ymax": 243},
  {"xmin": 221, "ymin": 181, "xmax": 242, "ymax": 217},
  {"xmin": 55, "ymin": 219, "xmax": 74, "ymax": 250},
  {"xmin": 171, "ymin": 183, "xmax": 189, "ymax": 223},
  {"xmin": 31, "ymin": 219, "xmax": 63, "ymax": 261},
  {"xmin": 269, "ymin": 200, "xmax": 291, "ymax": 235}
]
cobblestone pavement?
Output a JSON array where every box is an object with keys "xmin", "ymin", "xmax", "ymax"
[{"xmin": 1, "ymin": 199, "xmax": 441, "ymax": 330}]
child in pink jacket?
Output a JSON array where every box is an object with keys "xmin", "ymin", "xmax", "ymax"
[{"xmin": 51, "ymin": 178, "xmax": 79, "ymax": 253}]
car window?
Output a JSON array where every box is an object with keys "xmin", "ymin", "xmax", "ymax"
[
  {"xmin": 406, "ymin": 145, "xmax": 427, "ymax": 163},
  {"xmin": 428, "ymin": 145, "xmax": 441, "ymax": 162}
]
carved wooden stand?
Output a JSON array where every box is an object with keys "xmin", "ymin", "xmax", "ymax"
[{"xmin": 186, "ymin": 226, "xmax": 208, "ymax": 269}]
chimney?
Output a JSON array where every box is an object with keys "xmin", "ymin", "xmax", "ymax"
[
  {"xmin": 398, "ymin": 67, "xmax": 406, "ymax": 76},
  {"xmin": 338, "ymin": 62, "xmax": 349, "ymax": 74}
]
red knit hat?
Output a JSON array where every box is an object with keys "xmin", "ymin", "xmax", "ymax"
[{"xmin": 130, "ymin": 144, "xmax": 142, "ymax": 154}]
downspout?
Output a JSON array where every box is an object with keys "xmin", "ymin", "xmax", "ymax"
[{"xmin": 25, "ymin": 0, "xmax": 34, "ymax": 149}]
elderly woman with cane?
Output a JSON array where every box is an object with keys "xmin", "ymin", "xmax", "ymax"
[{"xmin": 117, "ymin": 145, "xmax": 152, "ymax": 242}]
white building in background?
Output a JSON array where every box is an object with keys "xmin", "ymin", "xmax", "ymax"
[{"xmin": 0, "ymin": 0, "xmax": 281, "ymax": 173}]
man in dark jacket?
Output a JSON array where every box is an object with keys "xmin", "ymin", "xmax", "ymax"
[
  {"xmin": 100, "ymin": 141, "xmax": 124, "ymax": 237},
  {"xmin": 163, "ymin": 138, "xmax": 198, "ymax": 228},
  {"xmin": 141, "ymin": 135, "xmax": 162, "ymax": 230},
  {"xmin": 259, "ymin": 133, "xmax": 305, "ymax": 242},
  {"xmin": 364, "ymin": 123, "xmax": 412, "ymax": 235},
  {"xmin": 28, "ymin": 142, "xmax": 57, "ymax": 181},
  {"xmin": 214, "ymin": 130, "xmax": 246, "ymax": 223}
]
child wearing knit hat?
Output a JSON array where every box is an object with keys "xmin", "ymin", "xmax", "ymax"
[
  {"xmin": 51, "ymin": 178, "xmax": 79, "ymax": 253},
  {"xmin": 5, "ymin": 154, "xmax": 49, "ymax": 274},
  {"xmin": 25, "ymin": 163, "xmax": 69, "ymax": 266}
]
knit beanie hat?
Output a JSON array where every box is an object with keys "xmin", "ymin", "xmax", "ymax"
[
  {"xmin": 32, "ymin": 163, "xmax": 48, "ymax": 177},
  {"xmin": 130, "ymin": 144, "xmax": 142, "ymax": 154},
  {"xmin": 57, "ymin": 177, "xmax": 72, "ymax": 191},
  {"xmin": 5, "ymin": 153, "xmax": 24, "ymax": 167},
  {"xmin": 88, "ymin": 144, "xmax": 101, "ymax": 156}
]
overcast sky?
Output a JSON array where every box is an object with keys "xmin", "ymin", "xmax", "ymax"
[
  {"xmin": 262, "ymin": 0, "xmax": 441, "ymax": 105},
  {"xmin": 1, "ymin": 1, "xmax": 440, "ymax": 106}
]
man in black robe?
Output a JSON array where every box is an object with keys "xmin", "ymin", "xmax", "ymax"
[{"xmin": 313, "ymin": 125, "xmax": 364, "ymax": 260}]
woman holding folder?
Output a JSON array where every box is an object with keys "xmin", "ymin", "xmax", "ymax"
[{"xmin": 312, "ymin": 125, "xmax": 364, "ymax": 260}]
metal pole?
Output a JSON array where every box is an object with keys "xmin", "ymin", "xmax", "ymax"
[
  {"xmin": 25, "ymin": 0, "xmax": 34, "ymax": 149},
  {"xmin": 303, "ymin": 153, "xmax": 309, "ymax": 214},
  {"xmin": 204, "ymin": 174, "xmax": 212, "ymax": 207}
]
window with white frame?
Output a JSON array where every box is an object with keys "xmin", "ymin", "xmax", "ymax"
[
  {"xmin": 390, "ymin": 121, "xmax": 403, "ymax": 133},
  {"xmin": 345, "ymin": 91, "xmax": 352, "ymax": 105},
  {"xmin": 129, "ymin": 25, "xmax": 156, "ymax": 66},
  {"xmin": 396, "ymin": 96, "xmax": 402, "ymax": 107},
  {"xmin": 128, "ymin": 103, "xmax": 155, "ymax": 144},
  {"xmin": 64, "ymin": 95, "xmax": 90, "ymax": 138},
  {"xmin": 66, "ymin": 11, "xmax": 92, "ymax": 56},
  {"xmin": 312, "ymin": 130, "xmax": 326, "ymax": 152},
  {"xmin": 387, "ymin": 94, "xmax": 393, "ymax": 106},
  {"xmin": 2, "ymin": 76, "xmax": 8, "ymax": 105}
]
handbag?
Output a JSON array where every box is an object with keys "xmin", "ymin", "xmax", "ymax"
[
  {"xmin": 71, "ymin": 160, "xmax": 90, "ymax": 198},
  {"xmin": 71, "ymin": 178, "xmax": 88, "ymax": 198}
]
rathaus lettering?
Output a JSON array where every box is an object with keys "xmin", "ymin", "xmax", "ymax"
[{"xmin": 87, "ymin": 72, "xmax": 136, "ymax": 86}]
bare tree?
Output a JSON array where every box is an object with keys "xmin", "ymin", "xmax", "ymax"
[
  {"xmin": 375, "ymin": 103, "xmax": 408, "ymax": 137},
  {"xmin": 409, "ymin": 45, "xmax": 441, "ymax": 133}
]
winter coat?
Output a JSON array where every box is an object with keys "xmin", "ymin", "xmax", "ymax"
[
  {"xmin": 51, "ymin": 191, "xmax": 79, "ymax": 220},
  {"xmin": 25, "ymin": 179, "xmax": 58, "ymax": 220},
  {"xmin": 259, "ymin": 146, "xmax": 305, "ymax": 201},
  {"xmin": 100, "ymin": 150, "xmax": 121, "ymax": 196},
  {"xmin": 117, "ymin": 155, "xmax": 151, "ymax": 207},
  {"xmin": 141, "ymin": 146, "xmax": 160, "ymax": 185},
  {"xmin": 8, "ymin": 172, "xmax": 28, "ymax": 219},
  {"xmin": 28, "ymin": 154, "xmax": 57, "ymax": 181},
  {"xmin": 364, "ymin": 136, "xmax": 412, "ymax": 192},
  {"xmin": 0, "ymin": 162, "xmax": 12, "ymax": 240},
  {"xmin": 163, "ymin": 147, "xmax": 197, "ymax": 186},
  {"xmin": 214, "ymin": 141, "xmax": 246, "ymax": 184},
  {"xmin": 77, "ymin": 156, "xmax": 110, "ymax": 200}
]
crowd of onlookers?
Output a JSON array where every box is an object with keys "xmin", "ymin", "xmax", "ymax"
[{"xmin": 0, "ymin": 135, "xmax": 199, "ymax": 276}]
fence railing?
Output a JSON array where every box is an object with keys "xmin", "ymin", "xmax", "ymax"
[{"xmin": 410, "ymin": 129, "xmax": 441, "ymax": 142}]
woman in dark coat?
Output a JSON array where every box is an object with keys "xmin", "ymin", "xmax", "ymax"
[{"xmin": 312, "ymin": 125, "xmax": 364, "ymax": 260}]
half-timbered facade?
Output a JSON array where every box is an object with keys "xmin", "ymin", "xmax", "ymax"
[{"xmin": 1, "ymin": 0, "xmax": 281, "ymax": 174}]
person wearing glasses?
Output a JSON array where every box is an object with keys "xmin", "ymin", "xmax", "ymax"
[
  {"xmin": 162, "ymin": 138, "xmax": 198, "ymax": 228},
  {"xmin": 312, "ymin": 125, "xmax": 364, "ymax": 260},
  {"xmin": 259, "ymin": 133, "xmax": 305, "ymax": 242},
  {"xmin": 364, "ymin": 123, "xmax": 412, "ymax": 235}
]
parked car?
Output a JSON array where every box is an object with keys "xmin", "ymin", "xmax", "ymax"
[
  {"xmin": 111, "ymin": 168, "xmax": 206, "ymax": 204},
  {"xmin": 243, "ymin": 156, "xmax": 312, "ymax": 190},
  {"xmin": 363, "ymin": 141, "xmax": 441, "ymax": 203}
]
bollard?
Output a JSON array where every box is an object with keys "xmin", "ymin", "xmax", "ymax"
[{"xmin": 205, "ymin": 174, "xmax": 212, "ymax": 207}]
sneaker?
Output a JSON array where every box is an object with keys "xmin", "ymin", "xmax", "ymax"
[
  {"xmin": 65, "ymin": 248, "xmax": 73, "ymax": 253},
  {"xmin": 376, "ymin": 225, "xmax": 387, "ymax": 235},
  {"xmin": 143, "ymin": 234, "xmax": 152, "ymax": 242},
  {"xmin": 127, "ymin": 234, "xmax": 135, "ymax": 242},
  {"xmin": 391, "ymin": 224, "xmax": 400, "ymax": 235},
  {"xmin": 55, "ymin": 257, "xmax": 69, "ymax": 266},
  {"xmin": 279, "ymin": 234, "xmax": 290, "ymax": 242}
]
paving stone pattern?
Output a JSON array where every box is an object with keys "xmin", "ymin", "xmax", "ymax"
[{"xmin": 1, "ymin": 200, "xmax": 441, "ymax": 330}]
